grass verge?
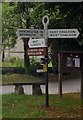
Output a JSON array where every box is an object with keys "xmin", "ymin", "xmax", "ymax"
[
  {"xmin": 2, "ymin": 71, "xmax": 80, "ymax": 85},
  {"xmin": 2, "ymin": 74, "xmax": 45, "ymax": 85},
  {"xmin": 2, "ymin": 93, "xmax": 82, "ymax": 119}
]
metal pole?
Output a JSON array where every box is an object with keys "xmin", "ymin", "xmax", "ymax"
[
  {"xmin": 58, "ymin": 53, "xmax": 62, "ymax": 97},
  {"xmin": 44, "ymin": 20, "xmax": 49, "ymax": 107},
  {"xmin": 80, "ymin": 54, "xmax": 83, "ymax": 99},
  {"xmin": 42, "ymin": 16, "xmax": 49, "ymax": 107},
  {"xmin": 45, "ymin": 48, "xmax": 49, "ymax": 107},
  {"xmin": 80, "ymin": 54, "xmax": 83, "ymax": 120}
]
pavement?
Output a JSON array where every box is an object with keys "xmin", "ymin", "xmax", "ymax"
[{"xmin": 0, "ymin": 78, "xmax": 81, "ymax": 95}]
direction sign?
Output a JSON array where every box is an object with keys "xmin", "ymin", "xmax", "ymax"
[
  {"xmin": 27, "ymin": 47, "xmax": 47, "ymax": 56},
  {"xmin": 43, "ymin": 64, "xmax": 47, "ymax": 72},
  {"xmin": 17, "ymin": 29, "xmax": 44, "ymax": 38},
  {"xmin": 17, "ymin": 28, "xmax": 79, "ymax": 39},
  {"xmin": 48, "ymin": 29, "xmax": 79, "ymax": 38},
  {"xmin": 28, "ymin": 38, "xmax": 46, "ymax": 48},
  {"xmin": 36, "ymin": 69, "xmax": 44, "ymax": 73}
]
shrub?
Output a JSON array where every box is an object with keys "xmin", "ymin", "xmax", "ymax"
[
  {"xmin": 28, "ymin": 57, "xmax": 40, "ymax": 75},
  {"xmin": 9, "ymin": 57, "xmax": 16, "ymax": 63},
  {"xmin": 9, "ymin": 56, "xmax": 24, "ymax": 67}
]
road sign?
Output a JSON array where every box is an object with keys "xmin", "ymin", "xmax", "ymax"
[
  {"xmin": 17, "ymin": 29, "xmax": 44, "ymax": 38},
  {"xmin": 36, "ymin": 69, "xmax": 44, "ymax": 73},
  {"xmin": 27, "ymin": 47, "xmax": 47, "ymax": 56},
  {"xmin": 43, "ymin": 64, "xmax": 47, "ymax": 72},
  {"xmin": 48, "ymin": 29, "xmax": 79, "ymax": 38},
  {"xmin": 17, "ymin": 29, "xmax": 79, "ymax": 39},
  {"xmin": 28, "ymin": 38, "xmax": 46, "ymax": 48}
]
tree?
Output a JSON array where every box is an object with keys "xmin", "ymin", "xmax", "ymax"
[
  {"xmin": 2, "ymin": 3, "xmax": 17, "ymax": 61},
  {"xmin": 31, "ymin": 2, "xmax": 83, "ymax": 45},
  {"xmin": 30, "ymin": 2, "xmax": 83, "ymax": 70},
  {"xmin": 2, "ymin": 2, "xmax": 83, "ymax": 71},
  {"xmin": 12, "ymin": 2, "xmax": 34, "ymax": 70},
  {"xmin": 2, "ymin": 2, "xmax": 32, "ymax": 69}
]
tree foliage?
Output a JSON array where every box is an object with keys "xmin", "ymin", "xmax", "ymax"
[
  {"xmin": 2, "ymin": 2, "xmax": 83, "ymax": 68},
  {"xmin": 31, "ymin": 2, "xmax": 83, "ymax": 47},
  {"xmin": 2, "ymin": 3, "xmax": 17, "ymax": 48},
  {"xmin": 30, "ymin": 2, "xmax": 83, "ymax": 68},
  {"xmin": 2, "ymin": 2, "xmax": 32, "ymax": 67}
]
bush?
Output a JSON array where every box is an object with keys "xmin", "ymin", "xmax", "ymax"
[
  {"xmin": 9, "ymin": 57, "xmax": 16, "ymax": 63},
  {"xmin": 9, "ymin": 57, "xmax": 24, "ymax": 67},
  {"xmin": 28, "ymin": 57, "xmax": 40, "ymax": 75}
]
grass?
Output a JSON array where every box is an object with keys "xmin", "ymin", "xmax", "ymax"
[
  {"xmin": 1, "ymin": 60, "xmax": 81, "ymax": 84},
  {"xmin": 2, "ymin": 93, "xmax": 82, "ymax": 119},
  {"xmin": 2, "ymin": 71, "xmax": 81, "ymax": 85},
  {"xmin": 2, "ymin": 74, "xmax": 45, "ymax": 85}
]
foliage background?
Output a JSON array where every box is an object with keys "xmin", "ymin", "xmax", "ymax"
[{"xmin": 2, "ymin": 2, "xmax": 83, "ymax": 68}]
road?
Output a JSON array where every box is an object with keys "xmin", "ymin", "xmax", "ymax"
[{"xmin": 0, "ymin": 78, "xmax": 81, "ymax": 95}]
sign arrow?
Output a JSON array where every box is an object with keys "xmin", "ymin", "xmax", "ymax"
[
  {"xmin": 28, "ymin": 38, "xmax": 46, "ymax": 48},
  {"xmin": 48, "ymin": 29, "xmax": 79, "ymax": 38},
  {"xmin": 17, "ymin": 29, "xmax": 79, "ymax": 39},
  {"xmin": 17, "ymin": 29, "xmax": 44, "ymax": 38}
]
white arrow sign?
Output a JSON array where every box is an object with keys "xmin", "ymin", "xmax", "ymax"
[
  {"xmin": 28, "ymin": 38, "xmax": 46, "ymax": 48},
  {"xmin": 17, "ymin": 29, "xmax": 44, "ymax": 38},
  {"xmin": 48, "ymin": 29, "xmax": 79, "ymax": 38},
  {"xmin": 17, "ymin": 28, "xmax": 79, "ymax": 39}
]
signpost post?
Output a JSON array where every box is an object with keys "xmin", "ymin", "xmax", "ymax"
[{"xmin": 42, "ymin": 15, "xmax": 49, "ymax": 107}]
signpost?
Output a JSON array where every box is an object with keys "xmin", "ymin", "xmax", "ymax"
[{"xmin": 17, "ymin": 15, "xmax": 80, "ymax": 107}]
